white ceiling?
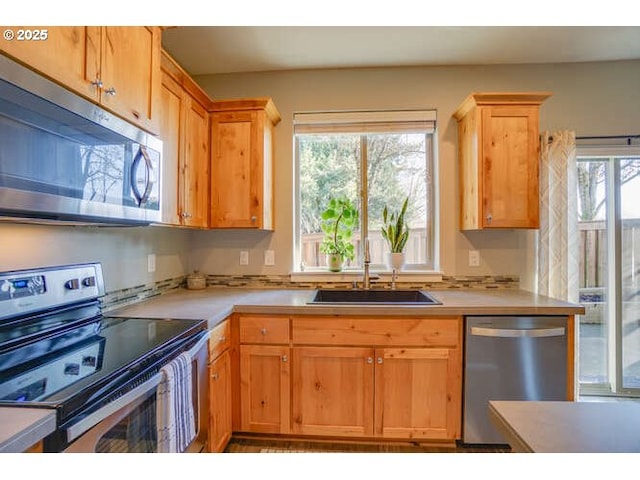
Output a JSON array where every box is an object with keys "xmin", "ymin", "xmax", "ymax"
[{"xmin": 161, "ymin": 26, "xmax": 640, "ymax": 76}]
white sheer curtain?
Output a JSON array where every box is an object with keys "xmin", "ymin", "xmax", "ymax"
[{"xmin": 537, "ymin": 130, "xmax": 579, "ymax": 302}]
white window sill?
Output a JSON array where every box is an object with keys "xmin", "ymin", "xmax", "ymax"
[{"xmin": 289, "ymin": 270, "xmax": 443, "ymax": 283}]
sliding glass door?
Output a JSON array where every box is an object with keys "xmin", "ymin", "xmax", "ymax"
[{"xmin": 577, "ymin": 151, "xmax": 640, "ymax": 396}]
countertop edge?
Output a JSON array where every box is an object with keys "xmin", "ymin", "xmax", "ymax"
[{"xmin": 0, "ymin": 408, "xmax": 56, "ymax": 453}]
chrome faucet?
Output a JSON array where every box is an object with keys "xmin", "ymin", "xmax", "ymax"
[{"xmin": 363, "ymin": 239, "xmax": 371, "ymax": 290}]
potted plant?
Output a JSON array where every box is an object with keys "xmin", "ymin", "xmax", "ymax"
[
  {"xmin": 319, "ymin": 197, "xmax": 359, "ymax": 272},
  {"xmin": 381, "ymin": 196, "xmax": 409, "ymax": 270}
]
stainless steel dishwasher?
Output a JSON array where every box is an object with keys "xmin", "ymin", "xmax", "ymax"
[{"xmin": 463, "ymin": 316, "xmax": 568, "ymax": 445}]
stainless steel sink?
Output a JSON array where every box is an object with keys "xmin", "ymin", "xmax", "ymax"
[{"xmin": 308, "ymin": 289, "xmax": 441, "ymax": 305}]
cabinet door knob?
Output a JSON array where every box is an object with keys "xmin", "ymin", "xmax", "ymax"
[
  {"xmin": 91, "ymin": 79, "xmax": 103, "ymax": 89},
  {"xmin": 377, "ymin": 357, "xmax": 383, "ymax": 364},
  {"xmin": 219, "ymin": 335, "xmax": 226, "ymax": 343},
  {"xmin": 282, "ymin": 355, "xmax": 288, "ymax": 362},
  {"xmin": 250, "ymin": 216, "xmax": 257, "ymax": 222},
  {"xmin": 486, "ymin": 214, "xmax": 493, "ymax": 224},
  {"xmin": 367, "ymin": 357, "xmax": 373, "ymax": 364},
  {"xmin": 212, "ymin": 373, "xmax": 219, "ymax": 380},
  {"xmin": 260, "ymin": 328, "xmax": 267, "ymax": 335},
  {"xmin": 104, "ymin": 87, "xmax": 117, "ymax": 96}
]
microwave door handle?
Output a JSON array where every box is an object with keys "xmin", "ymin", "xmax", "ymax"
[{"xmin": 130, "ymin": 145, "xmax": 155, "ymax": 206}]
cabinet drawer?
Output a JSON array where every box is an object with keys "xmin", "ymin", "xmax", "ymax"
[
  {"xmin": 292, "ymin": 317, "xmax": 461, "ymax": 347},
  {"xmin": 209, "ymin": 319, "xmax": 231, "ymax": 361},
  {"xmin": 239, "ymin": 316, "xmax": 290, "ymax": 344}
]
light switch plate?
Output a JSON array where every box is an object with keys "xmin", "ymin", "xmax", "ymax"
[
  {"xmin": 239, "ymin": 251, "xmax": 249, "ymax": 265},
  {"xmin": 264, "ymin": 250, "xmax": 275, "ymax": 266},
  {"xmin": 147, "ymin": 253, "xmax": 156, "ymax": 273},
  {"xmin": 468, "ymin": 250, "xmax": 480, "ymax": 267}
]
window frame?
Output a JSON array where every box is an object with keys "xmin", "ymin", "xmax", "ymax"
[
  {"xmin": 292, "ymin": 109, "xmax": 439, "ymax": 275},
  {"xmin": 577, "ymin": 142, "xmax": 640, "ymax": 398}
]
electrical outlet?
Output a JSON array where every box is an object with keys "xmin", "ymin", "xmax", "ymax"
[
  {"xmin": 468, "ymin": 250, "xmax": 480, "ymax": 267},
  {"xmin": 264, "ymin": 250, "xmax": 275, "ymax": 266},
  {"xmin": 147, "ymin": 253, "xmax": 156, "ymax": 273},
  {"xmin": 239, "ymin": 251, "xmax": 249, "ymax": 266}
]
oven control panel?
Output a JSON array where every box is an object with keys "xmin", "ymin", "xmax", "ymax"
[
  {"xmin": 0, "ymin": 274, "xmax": 46, "ymax": 301},
  {"xmin": 0, "ymin": 263, "xmax": 105, "ymax": 320}
]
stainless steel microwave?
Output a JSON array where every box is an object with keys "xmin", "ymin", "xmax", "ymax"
[{"xmin": 0, "ymin": 54, "xmax": 162, "ymax": 225}]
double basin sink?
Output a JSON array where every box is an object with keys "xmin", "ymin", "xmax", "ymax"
[{"xmin": 308, "ymin": 289, "xmax": 441, "ymax": 305}]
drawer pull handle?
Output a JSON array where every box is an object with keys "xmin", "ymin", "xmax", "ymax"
[{"xmin": 260, "ymin": 328, "xmax": 267, "ymax": 335}]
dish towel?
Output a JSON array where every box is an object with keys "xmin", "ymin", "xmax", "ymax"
[{"xmin": 156, "ymin": 352, "xmax": 196, "ymax": 453}]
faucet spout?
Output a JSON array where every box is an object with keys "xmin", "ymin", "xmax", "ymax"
[{"xmin": 363, "ymin": 239, "xmax": 371, "ymax": 290}]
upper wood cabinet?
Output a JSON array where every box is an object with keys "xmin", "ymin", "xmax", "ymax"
[
  {"xmin": 210, "ymin": 98, "xmax": 281, "ymax": 230},
  {"xmin": 1, "ymin": 26, "xmax": 161, "ymax": 134},
  {"xmin": 159, "ymin": 51, "xmax": 210, "ymax": 228},
  {"xmin": 453, "ymin": 92, "xmax": 551, "ymax": 230}
]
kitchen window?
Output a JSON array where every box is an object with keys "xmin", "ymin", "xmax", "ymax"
[
  {"xmin": 293, "ymin": 109, "xmax": 437, "ymax": 273},
  {"xmin": 577, "ymin": 138, "xmax": 640, "ymax": 397}
]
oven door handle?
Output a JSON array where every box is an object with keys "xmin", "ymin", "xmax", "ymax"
[
  {"xmin": 65, "ymin": 373, "xmax": 161, "ymax": 444},
  {"xmin": 65, "ymin": 330, "xmax": 209, "ymax": 445}
]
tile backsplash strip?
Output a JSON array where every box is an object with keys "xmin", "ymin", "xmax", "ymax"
[
  {"xmin": 100, "ymin": 274, "xmax": 518, "ymax": 312},
  {"xmin": 202, "ymin": 274, "xmax": 519, "ymax": 290},
  {"xmin": 101, "ymin": 275, "xmax": 186, "ymax": 312}
]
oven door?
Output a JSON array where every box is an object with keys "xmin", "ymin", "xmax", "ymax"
[{"xmin": 62, "ymin": 332, "xmax": 209, "ymax": 453}]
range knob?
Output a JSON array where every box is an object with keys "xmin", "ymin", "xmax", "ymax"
[
  {"xmin": 82, "ymin": 276, "xmax": 96, "ymax": 287},
  {"xmin": 64, "ymin": 279, "xmax": 80, "ymax": 290}
]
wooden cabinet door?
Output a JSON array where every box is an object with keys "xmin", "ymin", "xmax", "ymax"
[
  {"xmin": 1, "ymin": 26, "xmax": 101, "ymax": 101},
  {"xmin": 239, "ymin": 344, "xmax": 290, "ymax": 433},
  {"xmin": 292, "ymin": 346, "xmax": 374, "ymax": 437},
  {"xmin": 209, "ymin": 350, "xmax": 232, "ymax": 453},
  {"xmin": 481, "ymin": 105, "xmax": 540, "ymax": 228},
  {"xmin": 158, "ymin": 70, "xmax": 184, "ymax": 225},
  {"xmin": 181, "ymin": 97, "xmax": 209, "ymax": 228},
  {"xmin": 374, "ymin": 347, "xmax": 462, "ymax": 440},
  {"xmin": 210, "ymin": 110, "xmax": 262, "ymax": 228},
  {"xmin": 100, "ymin": 26, "xmax": 160, "ymax": 134}
]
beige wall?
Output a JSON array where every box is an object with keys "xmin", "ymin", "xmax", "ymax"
[
  {"xmin": 0, "ymin": 223, "xmax": 191, "ymax": 291},
  {"xmin": 191, "ymin": 60, "xmax": 640, "ymax": 285},
  {"xmin": 2, "ymin": 60, "xmax": 638, "ymax": 291}
]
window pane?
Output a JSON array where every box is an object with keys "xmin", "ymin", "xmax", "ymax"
[
  {"xmin": 298, "ymin": 134, "xmax": 361, "ymax": 269},
  {"xmin": 366, "ymin": 133, "xmax": 428, "ymax": 267},
  {"xmin": 577, "ymin": 159, "xmax": 610, "ymax": 389},
  {"xmin": 620, "ymin": 158, "xmax": 640, "ymax": 389}
]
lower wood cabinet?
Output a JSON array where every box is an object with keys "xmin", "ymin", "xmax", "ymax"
[
  {"xmin": 209, "ymin": 349, "xmax": 232, "ymax": 452},
  {"xmin": 235, "ymin": 314, "xmax": 463, "ymax": 442},
  {"xmin": 208, "ymin": 319, "xmax": 232, "ymax": 452},
  {"xmin": 239, "ymin": 344, "xmax": 290, "ymax": 433},
  {"xmin": 374, "ymin": 347, "xmax": 461, "ymax": 439},
  {"xmin": 292, "ymin": 346, "xmax": 374, "ymax": 437}
]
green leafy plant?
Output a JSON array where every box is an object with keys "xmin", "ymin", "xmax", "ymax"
[
  {"xmin": 319, "ymin": 197, "xmax": 359, "ymax": 262},
  {"xmin": 381, "ymin": 196, "xmax": 410, "ymax": 253}
]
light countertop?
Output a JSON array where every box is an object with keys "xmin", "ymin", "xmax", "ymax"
[
  {"xmin": 2, "ymin": 287, "xmax": 584, "ymax": 453},
  {"xmin": 489, "ymin": 400, "xmax": 640, "ymax": 452},
  {"xmin": 108, "ymin": 287, "xmax": 585, "ymax": 329},
  {"xmin": 0, "ymin": 407, "xmax": 55, "ymax": 453}
]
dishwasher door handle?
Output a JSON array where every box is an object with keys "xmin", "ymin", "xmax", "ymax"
[{"xmin": 470, "ymin": 326, "xmax": 565, "ymax": 338}]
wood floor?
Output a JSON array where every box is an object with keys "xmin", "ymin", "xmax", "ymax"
[{"xmin": 224, "ymin": 436, "xmax": 510, "ymax": 453}]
